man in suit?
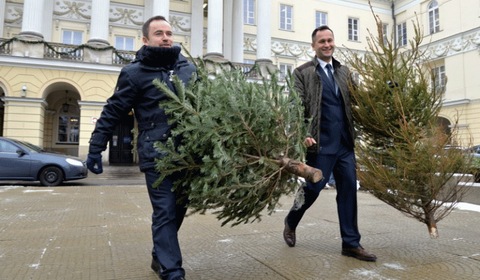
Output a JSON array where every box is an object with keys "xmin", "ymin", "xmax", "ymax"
[{"xmin": 282, "ymin": 25, "xmax": 376, "ymax": 262}]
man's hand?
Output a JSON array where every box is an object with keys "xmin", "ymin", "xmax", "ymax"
[
  {"xmin": 304, "ymin": 137, "xmax": 317, "ymax": 147},
  {"xmin": 86, "ymin": 153, "xmax": 103, "ymax": 174}
]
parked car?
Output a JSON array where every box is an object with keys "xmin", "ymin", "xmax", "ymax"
[
  {"xmin": 470, "ymin": 145, "xmax": 480, "ymax": 158},
  {"xmin": 0, "ymin": 137, "xmax": 88, "ymax": 186}
]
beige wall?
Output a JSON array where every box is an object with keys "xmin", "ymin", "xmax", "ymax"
[{"xmin": 0, "ymin": 63, "xmax": 119, "ymax": 155}]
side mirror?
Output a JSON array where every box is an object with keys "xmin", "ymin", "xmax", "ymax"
[{"xmin": 16, "ymin": 149, "xmax": 26, "ymax": 157}]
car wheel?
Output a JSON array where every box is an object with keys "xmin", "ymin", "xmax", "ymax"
[{"xmin": 39, "ymin": 166, "xmax": 64, "ymax": 186}]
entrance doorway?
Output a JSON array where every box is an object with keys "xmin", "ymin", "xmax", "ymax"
[{"xmin": 109, "ymin": 112, "xmax": 135, "ymax": 164}]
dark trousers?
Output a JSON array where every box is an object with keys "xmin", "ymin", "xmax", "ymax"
[
  {"xmin": 145, "ymin": 170, "xmax": 188, "ymax": 280},
  {"xmin": 285, "ymin": 143, "xmax": 361, "ymax": 248}
]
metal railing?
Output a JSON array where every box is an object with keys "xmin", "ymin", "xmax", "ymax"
[
  {"xmin": 113, "ymin": 50, "xmax": 136, "ymax": 65},
  {"xmin": 0, "ymin": 38, "xmax": 12, "ymax": 55},
  {"xmin": 44, "ymin": 42, "xmax": 84, "ymax": 61},
  {"xmin": 0, "ymin": 38, "xmax": 282, "ymax": 81}
]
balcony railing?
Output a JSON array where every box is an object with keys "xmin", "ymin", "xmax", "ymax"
[
  {"xmin": 0, "ymin": 37, "xmax": 135, "ymax": 66},
  {"xmin": 113, "ymin": 50, "xmax": 136, "ymax": 65},
  {"xmin": 45, "ymin": 42, "xmax": 84, "ymax": 61},
  {"xmin": 0, "ymin": 37, "xmax": 278, "ymax": 81},
  {"xmin": 0, "ymin": 38, "xmax": 12, "ymax": 55}
]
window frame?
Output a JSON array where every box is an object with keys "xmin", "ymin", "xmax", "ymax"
[
  {"xmin": 432, "ymin": 65, "xmax": 446, "ymax": 95},
  {"xmin": 57, "ymin": 114, "xmax": 80, "ymax": 144},
  {"xmin": 315, "ymin": 11, "xmax": 328, "ymax": 27},
  {"xmin": 396, "ymin": 22, "xmax": 407, "ymax": 47},
  {"xmin": 62, "ymin": 29, "xmax": 83, "ymax": 45},
  {"xmin": 243, "ymin": 0, "xmax": 255, "ymax": 25},
  {"xmin": 114, "ymin": 36, "xmax": 135, "ymax": 51},
  {"xmin": 279, "ymin": 4, "xmax": 293, "ymax": 31},
  {"xmin": 382, "ymin": 23, "xmax": 389, "ymax": 45},
  {"xmin": 348, "ymin": 17, "xmax": 359, "ymax": 41},
  {"xmin": 428, "ymin": 0, "xmax": 440, "ymax": 34},
  {"xmin": 278, "ymin": 63, "xmax": 293, "ymax": 80}
]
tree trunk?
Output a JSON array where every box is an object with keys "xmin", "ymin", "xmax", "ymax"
[
  {"xmin": 426, "ymin": 217, "xmax": 439, "ymax": 239},
  {"xmin": 279, "ymin": 157, "xmax": 323, "ymax": 183}
]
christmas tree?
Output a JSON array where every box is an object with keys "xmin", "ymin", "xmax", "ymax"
[
  {"xmin": 345, "ymin": 8, "xmax": 471, "ymax": 238},
  {"xmin": 152, "ymin": 60, "xmax": 321, "ymax": 226}
]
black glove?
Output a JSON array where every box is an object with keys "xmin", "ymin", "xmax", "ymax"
[{"xmin": 86, "ymin": 153, "xmax": 103, "ymax": 174}]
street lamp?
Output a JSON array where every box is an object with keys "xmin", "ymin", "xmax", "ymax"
[
  {"xmin": 62, "ymin": 90, "xmax": 70, "ymax": 113},
  {"xmin": 21, "ymin": 85, "xmax": 27, "ymax": 97}
]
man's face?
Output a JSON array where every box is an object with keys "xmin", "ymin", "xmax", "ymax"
[
  {"xmin": 311, "ymin": 29, "xmax": 335, "ymax": 62},
  {"xmin": 142, "ymin": 20, "xmax": 173, "ymax": 47}
]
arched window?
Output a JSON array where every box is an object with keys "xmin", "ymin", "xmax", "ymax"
[{"xmin": 428, "ymin": 1, "xmax": 440, "ymax": 34}]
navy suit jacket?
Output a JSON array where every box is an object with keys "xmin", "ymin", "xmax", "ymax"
[{"xmin": 316, "ymin": 65, "xmax": 353, "ymax": 154}]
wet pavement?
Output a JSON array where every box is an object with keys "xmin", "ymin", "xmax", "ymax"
[{"xmin": 1, "ymin": 165, "xmax": 480, "ymax": 280}]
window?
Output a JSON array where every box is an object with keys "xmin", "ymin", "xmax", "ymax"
[
  {"xmin": 351, "ymin": 71, "xmax": 361, "ymax": 86},
  {"xmin": 115, "ymin": 36, "xmax": 135, "ymax": 51},
  {"xmin": 396, "ymin": 22, "xmax": 407, "ymax": 47},
  {"xmin": 58, "ymin": 115, "xmax": 80, "ymax": 144},
  {"xmin": 382, "ymin": 23, "xmax": 389, "ymax": 45},
  {"xmin": 62, "ymin": 30, "xmax": 83, "ymax": 45},
  {"xmin": 0, "ymin": 140, "xmax": 17, "ymax": 153},
  {"xmin": 280, "ymin": 4, "xmax": 293, "ymax": 31},
  {"xmin": 428, "ymin": 1, "xmax": 440, "ymax": 34},
  {"xmin": 315, "ymin": 11, "xmax": 328, "ymax": 27},
  {"xmin": 243, "ymin": 0, "xmax": 255, "ymax": 25},
  {"xmin": 432, "ymin": 65, "xmax": 446, "ymax": 94},
  {"xmin": 279, "ymin": 63, "xmax": 293, "ymax": 80},
  {"xmin": 348, "ymin": 18, "xmax": 359, "ymax": 41}
]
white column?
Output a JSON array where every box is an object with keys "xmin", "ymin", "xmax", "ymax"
[
  {"xmin": 88, "ymin": 0, "xmax": 110, "ymax": 45},
  {"xmin": 223, "ymin": 1, "xmax": 233, "ymax": 61},
  {"xmin": 20, "ymin": 0, "xmax": 45, "ymax": 39},
  {"xmin": 256, "ymin": 0, "xmax": 271, "ymax": 61},
  {"xmin": 231, "ymin": 0, "xmax": 244, "ymax": 63},
  {"xmin": 42, "ymin": 0, "xmax": 54, "ymax": 41},
  {"xmin": 190, "ymin": 0, "xmax": 204, "ymax": 58},
  {"xmin": 0, "ymin": 0, "xmax": 6, "ymax": 37},
  {"xmin": 206, "ymin": 0, "xmax": 223, "ymax": 57},
  {"xmin": 152, "ymin": 0, "xmax": 170, "ymax": 19}
]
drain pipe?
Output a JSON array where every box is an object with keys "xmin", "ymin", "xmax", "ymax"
[{"xmin": 392, "ymin": 1, "xmax": 397, "ymax": 46}]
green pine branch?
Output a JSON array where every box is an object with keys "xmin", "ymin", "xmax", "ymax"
[
  {"xmin": 345, "ymin": 3, "xmax": 472, "ymax": 238},
  {"xmin": 152, "ymin": 59, "xmax": 312, "ymax": 226}
]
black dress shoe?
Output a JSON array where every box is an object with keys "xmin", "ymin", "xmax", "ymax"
[
  {"xmin": 283, "ymin": 217, "xmax": 296, "ymax": 247},
  {"xmin": 342, "ymin": 246, "xmax": 377, "ymax": 262},
  {"xmin": 151, "ymin": 257, "xmax": 165, "ymax": 279}
]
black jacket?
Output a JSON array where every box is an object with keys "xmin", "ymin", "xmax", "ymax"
[{"xmin": 89, "ymin": 45, "xmax": 197, "ymax": 171}]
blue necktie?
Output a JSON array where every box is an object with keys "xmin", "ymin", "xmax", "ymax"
[{"xmin": 326, "ymin": 64, "xmax": 337, "ymax": 95}]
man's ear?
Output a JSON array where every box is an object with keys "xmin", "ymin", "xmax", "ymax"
[{"xmin": 142, "ymin": 36, "xmax": 148, "ymax": 45}]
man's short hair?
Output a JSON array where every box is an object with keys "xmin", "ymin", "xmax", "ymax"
[
  {"xmin": 311, "ymin": 25, "xmax": 334, "ymax": 42},
  {"xmin": 142, "ymin": 15, "xmax": 168, "ymax": 38}
]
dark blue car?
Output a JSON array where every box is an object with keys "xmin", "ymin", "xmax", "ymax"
[{"xmin": 0, "ymin": 137, "xmax": 88, "ymax": 186}]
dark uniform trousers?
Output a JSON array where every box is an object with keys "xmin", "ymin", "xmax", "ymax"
[{"xmin": 145, "ymin": 169, "xmax": 189, "ymax": 279}]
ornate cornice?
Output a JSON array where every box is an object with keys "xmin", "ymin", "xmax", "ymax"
[
  {"xmin": 4, "ymin": 2, "xmax": 479, "ymax": 62},
  {"xmin": 53, "ymin": 0, "xmax": 91, "ymax": 20},
  {"xmin": 423, "ymin": 29, "xmax": 480, "ymax": 60}
]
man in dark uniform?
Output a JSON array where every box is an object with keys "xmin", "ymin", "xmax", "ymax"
[
  {"xmin": 86, "ymin": 15, "xmax": 196, "ymax": 280},
  {"xmin": 282, "ymin": 25, "xmax": 376, "ymax": 262}
]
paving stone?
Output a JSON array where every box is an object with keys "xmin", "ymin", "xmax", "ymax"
[{"xmin": 1, "ymin": 166, "xmax": 479, "ymax": 280}]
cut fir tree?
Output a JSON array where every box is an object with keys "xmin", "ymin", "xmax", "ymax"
[
  {"xmin": 344, "ymin": 3, "xmax": 471, "ymax": 238},
  {"xmin": 152, "ymin": 60, "xmax": 322, "ymax": 226}
]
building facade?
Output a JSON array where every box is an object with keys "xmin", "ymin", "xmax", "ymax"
[{"xmin": 0, "ymin": 0, "xmax": 479, "ymax": 164}]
